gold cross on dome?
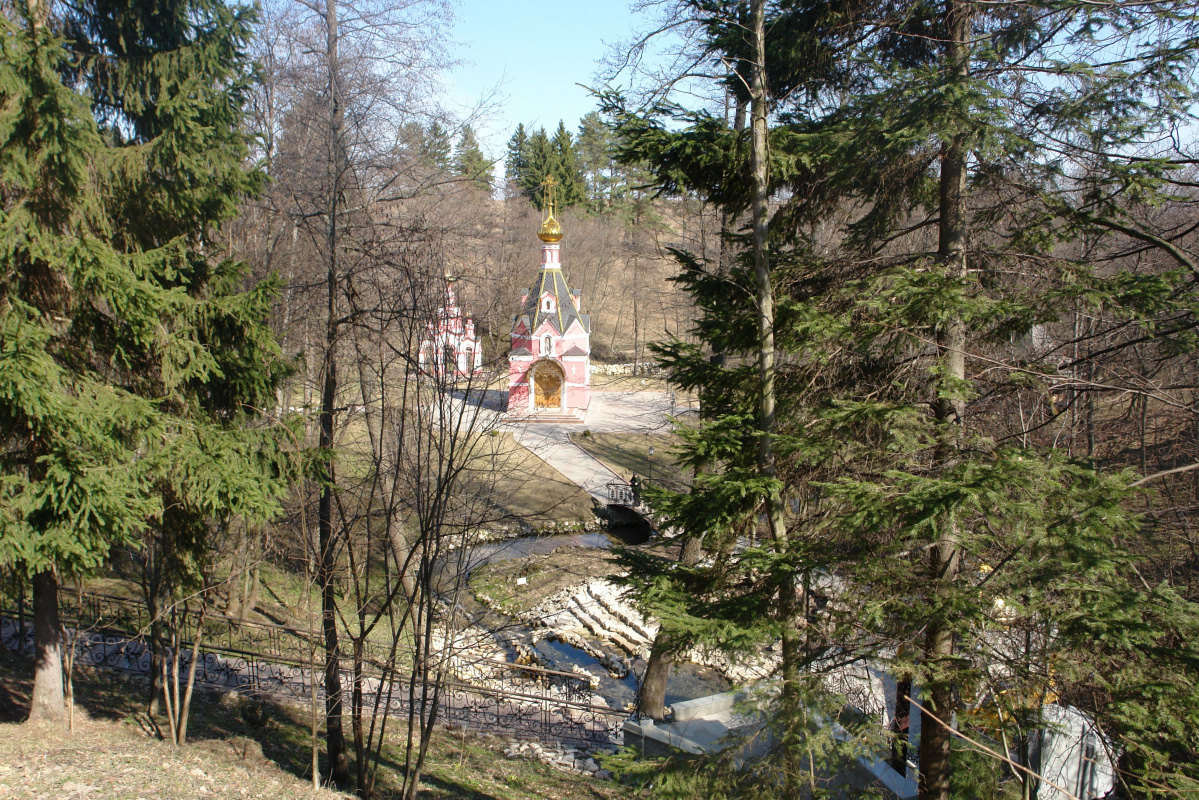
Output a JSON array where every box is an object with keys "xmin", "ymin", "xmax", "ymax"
[{"xmin": 540, "ymin": 175, "xmax": 558, "ymax": 216}]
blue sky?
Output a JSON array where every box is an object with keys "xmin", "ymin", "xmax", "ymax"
[{"xmin": 443, "ymin": 0, "xmax": 640, "ymax": 162}]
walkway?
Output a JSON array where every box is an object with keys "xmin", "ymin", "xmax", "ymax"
[{"xmin": 506, "ymin": 391, "xmax": 679, "ymax": 505}]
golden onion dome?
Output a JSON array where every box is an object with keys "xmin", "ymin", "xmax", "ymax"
[{"xmin": 538, "ymin": 212, "xmax": 563, "ymax": 243}]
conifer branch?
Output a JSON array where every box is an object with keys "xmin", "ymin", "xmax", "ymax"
[{"xmin": 905, "ymin": 697, "xmax": 1084, "ymax": 800}]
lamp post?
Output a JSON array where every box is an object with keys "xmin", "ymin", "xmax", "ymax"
[{"xmin": 648, "ymin": 445, "xmax": 655, "ymax": 487}]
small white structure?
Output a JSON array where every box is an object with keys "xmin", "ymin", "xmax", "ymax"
[{"xmin": 1036, "ymin": 705, "xmax": 1116, "ymax": 800}]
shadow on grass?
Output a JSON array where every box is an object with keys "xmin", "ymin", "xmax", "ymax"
[
  {"xmin": 0, "ymin": 647, "xmax": 329, "ymax": 789},
  {"xmin": 570, "ymin": 433, "xmax": 688, "ymax": 493}
]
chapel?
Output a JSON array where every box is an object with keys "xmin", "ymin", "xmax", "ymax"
[
  {"xmin": 505, "ymin": 187, "xmax": 591, "ymax": 421},
  {"xmin": 418, "ymin": 276, "xmax": 483, "ymax": 378}
]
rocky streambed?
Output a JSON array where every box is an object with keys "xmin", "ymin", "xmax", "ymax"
[{"xmin": 463, "ymin": 533, "xmax": 734, "ymax": 709}]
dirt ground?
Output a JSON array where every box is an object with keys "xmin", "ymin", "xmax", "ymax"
[{"xmin": 0, "ymin": 650, "xmax": 346, "ymax": 800}]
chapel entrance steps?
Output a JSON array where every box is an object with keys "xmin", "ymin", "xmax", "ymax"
[
  {"xmin": 543, "ymin": 580, "xmax": 659, "ymax": 658},
  {"xmin": 501, "ymin": 407, "xmax": 588, "ymax": 424}
]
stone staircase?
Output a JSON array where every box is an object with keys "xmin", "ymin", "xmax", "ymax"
[
  {"xmin": 502, "ymin": 407, "xmax": 589, "ymax": 424},
  {"xmin": 542, "ymin": 580, "xmax": 659, "ymax": 657}
]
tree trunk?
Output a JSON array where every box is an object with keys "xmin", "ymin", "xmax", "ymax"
[
  {"xmin": 717, "ymin": 94, "xmax": 747, "ymax": 279},
  {"xmin": 320, "ymin": 297, "xmax": 350, "ymax": 791},
  {"xmin": 748, "ymin": 3, "xmax": 799, "ymax": 796},
  {"xmin": 707, "ymin": 96, "xmax": 746, "ymax": 388},
  {"xmin": 637, "ymin": 530, "xmax": 703, "ymax": 718},
  {"xmin": 749, "ymin": 0, "xmax": 785, "ymax": 549},
  {"xmin": 28, "ymin": 569, "xmax": 65, "ymax": 723},
  {"xmin": 632, "ymin": 255, "xmax": 641, "ymax": 375},
  {"xmin": 175, "ymin": 603, "xmax": 207, "ymax": 745},
  {"xmin": 917, "ymin": 3, "xmax": 971, "ymax": 799},
  {"xmin": 891, "ymin": 673, "xmax": 913, "ymax": 773},
  {"xmin": 320, "ymin": 0, "xmax": 350, "ymax": 785},
  {"xmin": 353, "ymin": 638, "xmax": 366, "ymax": 793},
  {"xmin": 16, "ymin": 568, "xmax": 28, "ymax": 653},
  {"xmin": 143, "ymin": 536, "xmax": 167, "ymax": 717},
  {"xmin": 243, "ymin": 557, "xmax": 261, "ymax": 622},
  {"xmin": 638, "ymin": 635, "xmax": 673, "ymax": 721}
]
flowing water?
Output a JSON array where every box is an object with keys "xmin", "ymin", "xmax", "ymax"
[
  {"xmin": 466, "ymin": 532, "xmax": 616, "ymax": 568},
  {"xmin": 453, "ymin": 528, "xmax": 728, "ymax": 706}
]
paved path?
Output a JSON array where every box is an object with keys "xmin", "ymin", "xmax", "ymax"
[
  {"xmin": 510, "ymin": 425, "xmax": 620, "ymax": 505},
  {"xmin": 506, "ymin": 391, "xmax": 682, "ymax": 504}
]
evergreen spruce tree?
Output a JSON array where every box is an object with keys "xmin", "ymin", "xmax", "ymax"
[
  {"xmin": 504, "ymin": 122, "xmax": 529, "ymax": 194},
  {"xmin": 403, "ymin": 120, "xmax": 453, "ymax": 177},
  {"xmin": 576, "ymin": 111, "xmax": 615, "ymax": 208},
  {"xmin": 549, "ymin": 121, "xmax": 587, "ymax": 208},
  {"xmin": 0, "ymin": 0, "xmax": 289, "ymax": 723},
  {"xmin": 424, "ymin": 120, "xmax": 453, "ymax": 174},
  {"xmin": 608, "ymin": 0, "xmax": 1199, "ymax": 796},
  {"xmin": 519, "ymin": 127, "xmax": 554, "ymax": 206},
  {"xmin": 508, "ymin": 122, "xmax": 589, "ymax": 209},
  {"xmin": 453, "ymin": 125, "xmax": 492, "ymax": 191}
]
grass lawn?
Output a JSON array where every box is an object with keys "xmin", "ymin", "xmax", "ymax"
[
  {"xmin": 588, "ymin": 373, "xmax": 677, "ymax": 394},
  {"xmin": 569, "ymin": 432, "xmax": 690, "ymax": 493},
  {"xmin": 469, "ymin": 546, "xmax": 621, "ymax": 617},
  {"xmin": 467, "ymin": 432, "xmax": 596, "ymax": 524},
  {"xmin": 0, "ymin": 649, "xmax": 630, "ymax": 800},
  {"xmin": 63, "ymin": 430, "xmax": 594, "ymax": 639}
]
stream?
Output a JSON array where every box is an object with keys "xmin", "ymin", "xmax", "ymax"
[{"xmin": 453, "ymin": 527, "xmax": 730, "ymax": 708}]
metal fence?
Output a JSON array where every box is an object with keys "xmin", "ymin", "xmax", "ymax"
[
  {"xmin": 0, "ymin": 590, "xmax": 625, "ymax": 747},
  {"xmin": 607, "ymin": 481, "xmax": 636, "ymax": 506}
]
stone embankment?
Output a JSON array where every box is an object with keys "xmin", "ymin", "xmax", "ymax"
[
  {"xmin": 588, "ymin": 362, "xmax": 663, "ymax": 376},
  {"xmin": 502, "ymin": 738, "xmax": 616, "ymax": 780},
  {"xmin": 544, "ymin": 580, "xmax": 658, "ymax": 657},
  {"xmin": 474, "ymin": 557, "xmax": 781, "ymax": 688},
  {"xmin": 527, "ymin": 580, "xmax": 657, "ymax": 663},
  {"xmin": 507, "ymin": 577, "xmax": 782, "ymax": 686},
  {"xmin": 447, "ymin": 520, "xmax": 604, "ymax": 553}
]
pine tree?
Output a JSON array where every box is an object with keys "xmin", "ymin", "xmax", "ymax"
[
  {"xmin": 504, "ymin": 123, "xmax": 529, "ymax": 194},
  {"xmin": 549, "ymin": 121, "xmax": 587, "ymax": 208},
  {"xmin": 0, "ymin": 0, "xmax": 288, "ymax": 723},
  {"xmin": 608, "ymin": 0, "xmax": 1199, "ymax": 796},
  {"xmin": 453, "ymin": 125, "xmax": 492, "ymax": 191},
  {"xmin": 519, "ymin": 127, "xmax": 554, "ymax": 205}
]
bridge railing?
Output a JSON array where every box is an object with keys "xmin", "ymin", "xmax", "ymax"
[{"xmin": 607, "ymin": 481, "xmax": 636, "ymax": 506}]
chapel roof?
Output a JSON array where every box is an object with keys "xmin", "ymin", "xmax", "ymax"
[{"xmin": 519, "ymin": 268, "xmax": 590, "ymax": 335}]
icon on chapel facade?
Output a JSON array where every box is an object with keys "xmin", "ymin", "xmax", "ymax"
[
  {"xmin": 505, "ymin": 178, "xmax": 591, "ymax": 421},
  {"xmin": 418, "ymin": 275, "xmax": 484, "ymax": 378}
]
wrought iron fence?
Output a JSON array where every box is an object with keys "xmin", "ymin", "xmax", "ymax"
[{"xmin": 0, "ymin": 590, "xmax": 625, "ymax": 747}]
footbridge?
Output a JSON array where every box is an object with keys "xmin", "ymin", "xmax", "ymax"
[{"xmin": 605, "ymin": 480, "xmax": 653, "ymax": 536}]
